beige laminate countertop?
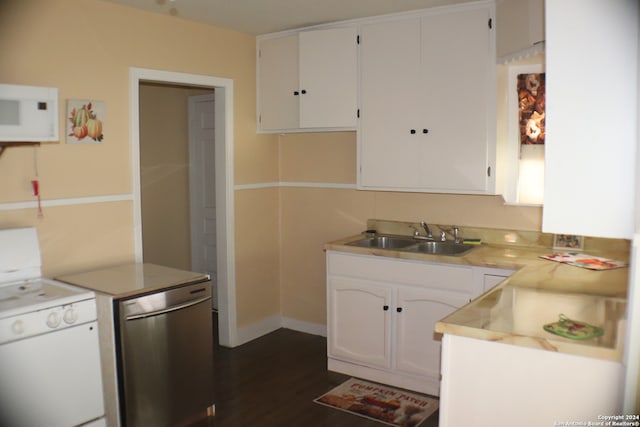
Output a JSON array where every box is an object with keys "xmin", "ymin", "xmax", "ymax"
[
  {"xmin": 57, "ymin": 263, "xmax": 210, "ymax": 299},
  {"xmin": 325, "ymin": 230, "xmax": 629, "ymax": 362}
]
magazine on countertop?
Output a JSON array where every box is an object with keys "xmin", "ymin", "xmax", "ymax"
[{"xmin": 540, "ymin": 252, "xmax": 627, "ymax": 270}]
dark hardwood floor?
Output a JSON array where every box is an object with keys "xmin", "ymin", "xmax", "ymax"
[{"xmin": 200, "ymin": 313, "xmax": 439, "ymax": 427}]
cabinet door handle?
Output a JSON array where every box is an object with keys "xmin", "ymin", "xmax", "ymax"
[
  {"xmin": 293, "ymin": 91, "xmax": 299, "ymax": 96},
  {"xmin": 396, "ymin": 307, "xmax": 403, "ymax": 313},
  {"xmin": 410, "ymin": 129, "xmax": 416, "ymax": 134},
  {"xmin": 422, "ymin": 129, "xmax": 429, "ymax": 134},
  {"xmin": 383, "ymin": 305, "xmax": 389, "ymax": 311}
]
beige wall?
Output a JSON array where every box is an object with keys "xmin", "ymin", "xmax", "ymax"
[
  {"xmin": 235, "ymin": 188, "xmax": 281, "ymax": 326},
  {"xmin": 0, "ymin": 203, "xmax": 134, "ymax": 278},
  {"xmin": 0, "ymin": 0, "xmax": 544, "ymax": 334},
  {"xmin": 0, "ymin": 0, "xmax": 280, "ymax": 329},
  {"xmin": 278, "ymin": 131, "xmax": 542, "ymax": 325}
]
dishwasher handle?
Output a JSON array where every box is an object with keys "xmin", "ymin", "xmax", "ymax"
[{"xmin": 125, "ymin": 295, "xmax": 211, "ymax": 321}]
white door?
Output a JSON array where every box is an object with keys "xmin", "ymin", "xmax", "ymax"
[{"xmin": 189, "ymin": 93, "xmax": 217, "ymax": 309}]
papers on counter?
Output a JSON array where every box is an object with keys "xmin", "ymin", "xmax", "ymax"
[{"xmin": 540, "ymin": 252, "xmax": 627, "ymax": 270}]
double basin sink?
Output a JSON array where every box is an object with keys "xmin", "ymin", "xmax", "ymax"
[{"xmin": 345, "ymin": 234, "xmax": 476, "ymax": 256}]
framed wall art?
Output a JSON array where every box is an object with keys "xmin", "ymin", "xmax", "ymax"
[
  {"xmin": 66, "ymin": 99, "xmax": 105, "ymax": 144},
  {"xmin": 517, "ymin": 72, "xmax": 545, "ymax": 145},
  {"xmin": 553, "ymin": 234, "xmax": 584, "ymax": 251}
]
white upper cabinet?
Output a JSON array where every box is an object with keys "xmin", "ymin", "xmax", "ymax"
[
  {"xmin": 358, "ymin": 4, "xmax": 497, "ymax": 193},
  {"xmin": 542, "ymin": 0, "xmax": 638, "ymax": 239},
  {"xmin": 257, "ymin": 27, "xmax": 358, "ymax": 132},
  {"xmin": 298, "ymin": 29, "xmax": 358, "ymax": 129},
  {"xmin": 257, "ymin": 34, "xmax": 299, "ymax": 131},
  {"xmin": 358, "ymin": 18, "xmax": 422, "ymax": 188}
]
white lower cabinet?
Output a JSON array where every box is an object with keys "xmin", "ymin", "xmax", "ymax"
[
  {"xmin": 394, "ymin": 286, "xmax": 470, "ymax": 379},
  {"xmin": 326, "ymin": 251, "xmax": 474, "ymax": 396},
  {"xmin": 439, "ymin": 335, "xmax": 623, "ymax": 426},
  {"xmin": 328, "ymin": 277, "xmax": 392, "ymax": 369},
  {"xmin": 472, "ymin": 266, "xmax": 516, "ymax": 294}
]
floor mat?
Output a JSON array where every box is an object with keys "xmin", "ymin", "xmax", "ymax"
[{"xmin": 313, "ymin": 378, "xmax": 438, "ymax": 427}]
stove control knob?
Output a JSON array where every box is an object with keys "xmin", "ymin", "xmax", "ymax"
[
  {"xmin": 46, "ymin": 311, "xmax": 61, "ymax": 328},
  {"xmin": 63, "ymin": 308, "xmax": 78, "ymax": 325},
  {"xmin": 11, "ymin": 319, "xmax": 25, "ymax": 335}
]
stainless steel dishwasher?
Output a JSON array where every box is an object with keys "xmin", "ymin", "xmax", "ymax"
[{"xmin": 118, "ymin": 280, "xmax": 214, "ymax": 427}]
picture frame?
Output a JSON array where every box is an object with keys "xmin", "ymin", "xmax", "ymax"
[
  {"xmin": 517, "ymin": 72, "xmax": 545, "ymax": 145},
  {"xmin": 553, "ymin": 234, "xmax": 584, "ymax": 251},
  {"xmin": 66, "ymin": 99, "xmax": 105, "ymax": 144}
]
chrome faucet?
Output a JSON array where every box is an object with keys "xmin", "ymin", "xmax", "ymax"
[
  {"xmin": 441, "ymin": 226, "xmax": 461, "ymax": 243},
  {"xmin": 420, "ymin": 221, "xmax": 433, "ymax": 240},
  {"xmin": 409, "ymin": 222, "xmax": 433, "ymax": 240},
  {"xmin": 452, "ymin": 226, "xmax": 460, "ymax": 243}
]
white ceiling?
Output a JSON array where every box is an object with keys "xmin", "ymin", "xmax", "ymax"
[{"xmin": 101, "ymin": 0, "xmax": 476, "ymax": 35}]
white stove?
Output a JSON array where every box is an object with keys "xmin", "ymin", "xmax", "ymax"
[
  {"xmin": 0, "ymin": 278, "xmax": 98, "ymax": 344},
  {"xmin": 0, "ymin": 228, "xmax": 106, "ymax": 427}
]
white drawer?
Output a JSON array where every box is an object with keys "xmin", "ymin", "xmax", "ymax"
[{"xmin": 327, "ymin": 251, "xmax": 473, "ymax": 293}]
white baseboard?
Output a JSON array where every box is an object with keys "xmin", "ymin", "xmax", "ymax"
[
  {"xmin": 235, "ymin": 314, "xmax": 282, "ymax": 346},
  {"xmin": 234, "ymin": 315, "xmax": 327, "ymax": 346},
  {"xmin": 282, "ymin": 316, "xmax": 327, "ymax": 337}
]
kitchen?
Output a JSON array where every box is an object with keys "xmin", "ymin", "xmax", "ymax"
[{"xmin": 0, "ymin": 0, "xmax": 638, "ymax": 426}]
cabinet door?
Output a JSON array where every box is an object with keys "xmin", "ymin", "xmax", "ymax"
[
  {"xmin": 395, "ymin": 286, "xmax": 469, "ymax": 378},
  {"xmin": 258, "ymin": 28, "xmax": 357, "ymax": 132},
  {"xmin": 542, "ymin": 0, "xmax": 637, "ymax": 239},
  {"xmin": 418, "ymin": 7, "xmax": 494, "ymax": 192},
  {"xmin": 298, "ymin": 27, "xmax": 357, "ymax": 128},
  {"xmin": 257, "ymin": 35, "xmax": 299, "ymax": 130},
  {"xmin": 328, "ymin": 277, "xmax": 392, "ymax": 369},
  {"xmin": 358, "ymin": 5, "xmax": 495, "ymax": 193},
  {"xmin": 359, "ymin": 17, "xmax": 423, "ymax": 188}
]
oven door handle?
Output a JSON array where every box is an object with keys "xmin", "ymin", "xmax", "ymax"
[{"xmin": 125, "ymin": 295, "xmax": 211, "ymax": 321}]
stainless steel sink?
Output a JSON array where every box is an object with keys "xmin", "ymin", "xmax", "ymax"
[
  {"xmin": 403, "ymin": 241, "xmax": 476, "ymax": 256},
  {"xmin": 346, "ymin": 234, "xmax": 477, "ymax": 256},
  {"xmin": 346, "ymin": 235, "xmax": 417, "ymax": 249}
]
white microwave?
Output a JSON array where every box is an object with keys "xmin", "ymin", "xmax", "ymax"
[{"xmin": 0, "ymin": 84, "xmax": 59, "ymax": 142}]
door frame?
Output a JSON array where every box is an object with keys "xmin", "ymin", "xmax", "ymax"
[{"xmin": 129, "ymin": 67, "xmax": 237, "ymax": 347}]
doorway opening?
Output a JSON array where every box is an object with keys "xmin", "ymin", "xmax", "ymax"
[{"xmin": 129, "ymin": 67, "xmax": 237, "ymax": 347}]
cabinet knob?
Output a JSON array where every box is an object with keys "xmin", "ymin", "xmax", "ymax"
[
  {"xmin": 301, "ymin": 89, "xmax": 307, "ymax": 94},
  {"xmin": 293, "ymin": 91, "xmax": 299, "ymax": 96},
  {"xmin": 396, "ymin": 307, "xmax": 403, "ymax": 313},
  {"xmin": 410, "ymin": 129, "xmax": 416, "ymax": 134},
  {"xmin": 383, "ymin": 305, "xmax": 389, "ymax": 311},
  {"xmin": 423, "ymin": 129, "xmax": 429, "ymax": 134}
]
